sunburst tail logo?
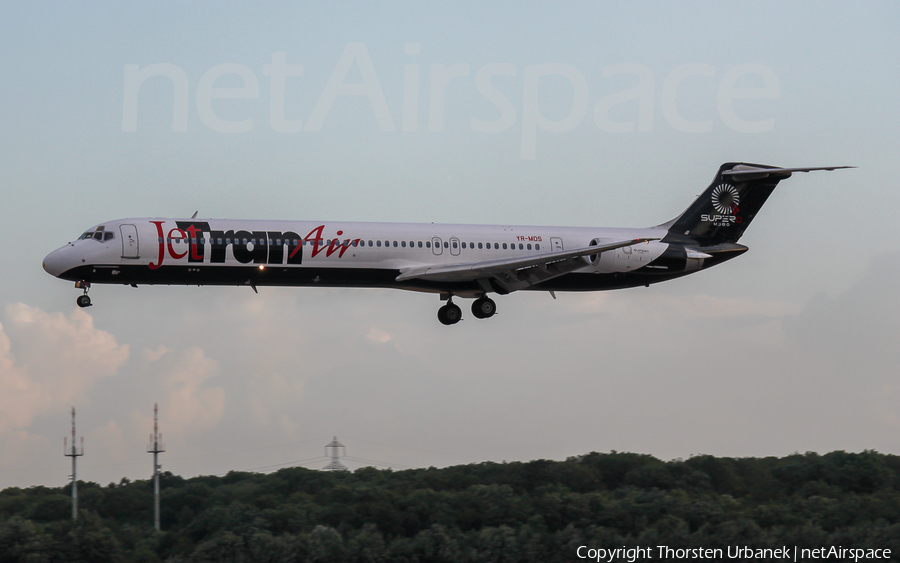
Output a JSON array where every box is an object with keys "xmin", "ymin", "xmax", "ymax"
[{"xmin": 711, "ymin": 184, "xmax": 740, "ymax": 215}]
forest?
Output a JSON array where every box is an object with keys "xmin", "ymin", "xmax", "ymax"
[{"xmin": 1, "ymin": 450, "xmax": 899, "ymax": 562}]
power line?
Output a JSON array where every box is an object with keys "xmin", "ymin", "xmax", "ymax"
[
  {"xmin": 344, "ymin": 456, "xmax": 410, "ymax": 469},
  {"xmin": 247, "ymin": 455, "xmax": 330, "ymax": 473},
  {"xmin": 342, "ymin": 436, "xmax": 483, "ymax": 461},
  {"xmin": 164, "ymin": 437, "xmax": 330, "ymax": 463}
]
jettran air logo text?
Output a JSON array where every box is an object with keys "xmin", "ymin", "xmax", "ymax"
[
  {"xmin": 701, "ymin": 184, "xmax": 742, "ymax": 227},
  {"xmin": 148, "ymin": 221, "xmax": 360, "ymax": 269}
]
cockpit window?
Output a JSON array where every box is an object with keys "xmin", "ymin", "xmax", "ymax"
[{"xmin": 79, "ymin": 228, "xmax": 114, "ymax": 241}]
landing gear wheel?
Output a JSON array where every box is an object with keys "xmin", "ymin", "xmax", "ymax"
[
  {"xmin": 471, "ymin": 297, "xmax": 496, "ymax": 319},
  {"xmin": 74, "ymin": 281, "xmax": 92, "ymax": 308},
  {"xmin": 437, "ymin": 303, "xmax": 462, "ymax": 325}
]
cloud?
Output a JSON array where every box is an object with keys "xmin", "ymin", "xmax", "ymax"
[
  {"xmin": 558, "ymin": 291, "xmax": 801, "ymax": 320},
  {"xmin": 131, "ymin": 346, "xmax": 225, "ymax": 436},
  {"xmin": 0, "ymin": 304, "xmax": 129, "ymax": 434},
  {"xmin": 0, "ymin": 327, "xmax": 39, "ymax": 431}
]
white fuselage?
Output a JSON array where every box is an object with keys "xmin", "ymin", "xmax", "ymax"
[{"xmin": 43, "ymin": 218, "xmax": 672, "ymax": 295}]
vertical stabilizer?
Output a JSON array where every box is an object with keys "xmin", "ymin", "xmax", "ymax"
[{"xmin": 665, "ymin": 163, "xmax": 790, "ymax": 245}]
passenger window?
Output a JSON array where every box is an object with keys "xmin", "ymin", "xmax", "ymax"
[
  {"xmin": 401, "ymin": 241, "xmax": 407, "ymax": 248},
  {"xmin": 527, "ymin": 244, "xmax": 532, "ymax": 250},
  {"xmin": 376, "ymin": 240, "xmax": 382, "ymax": 247},
  {"xmin": 426, "ymin": 241, "xmax": 431, "ymax": 248},
  {"xmin": 393, "ymin": 241, "xmax": 398, "ymax": 247},
  {"xmin": 502, "ymin": 243, "xmax": 507, "ymax": 249},
  {"xmin": 478, "ymin": 242, "xmax": 483, "ymax": 249},
  {"xmin": 418, "ymin": 241, "xmax": 422, "ymax": 248},
  {"xmin": 494, "ymin": 243, "xmax": 499, "ymax": 249},
  {"xmin": 535, "ymin": 243, "xmax": 540, "ymax": 250}
]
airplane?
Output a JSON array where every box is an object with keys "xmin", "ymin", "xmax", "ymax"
[{"xmin": 43, "ymin": 163, "xmax": 851, "ymax": 325}]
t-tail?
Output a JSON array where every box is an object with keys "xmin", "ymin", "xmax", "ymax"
[{"xmin": 662, "ymin": 162, "xmax": 853, "ymax": 247}]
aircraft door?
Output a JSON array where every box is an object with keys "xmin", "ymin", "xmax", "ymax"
[
  {"xmin": 432, "ymin": 236, "xmax": 443, "ymax": 255},
  {"xmin": 120, "ymin": 224, "xmax": 139, "ymax": 258},
  {"xmin": 449, "ymin": 237, "xmax": 461, "ymax": 256},
  {"xmin": 550, "ymin": 237, "xmax": 564, "ymax": 251}
]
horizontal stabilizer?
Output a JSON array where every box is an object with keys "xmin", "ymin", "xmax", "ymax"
[
  {"xmin": 664, "ymin": 162, "xmax": 854, "ymax": 246},
  {"xmin": 722, "ymin": 165, "xmax": 855, "ymax": 179}
]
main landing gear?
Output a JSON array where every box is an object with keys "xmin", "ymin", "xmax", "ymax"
[
  {"xmin": 75, "ymin": 281, "xmax": 91, "ymax": 308},
  {"xmin": 437, "ymin": 296, "xmax": 497, "ymax": 325},
  {"xmin": 471, "ymin": 296, "xmax": 497, "ymax": 319},
  {"xmin": 437, "ymin": 300, "xmax": 462, "ymax": 325}
]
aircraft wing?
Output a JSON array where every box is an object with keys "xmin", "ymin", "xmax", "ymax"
[{"xmin": 396, "ymin": 238, "xmax": 657, "ymax": 292}]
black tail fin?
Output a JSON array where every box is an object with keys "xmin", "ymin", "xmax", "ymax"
[{"xmin": 663, "ymin": 162, "xmax": 791, "ymax": 246}]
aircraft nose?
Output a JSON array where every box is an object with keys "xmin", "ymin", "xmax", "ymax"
[{"xmin": 43, "ymin": 247, "xmax": 68, "ymax": 277}]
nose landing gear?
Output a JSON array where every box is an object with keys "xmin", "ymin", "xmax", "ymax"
[{"xmin": 75, "ymin": 281, "xmax": 92, "ymax": 308}]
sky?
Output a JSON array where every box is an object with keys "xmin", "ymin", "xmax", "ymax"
[{"xmin": 1, "ymin": 1, "xmax": 898, "ymax": 489}]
